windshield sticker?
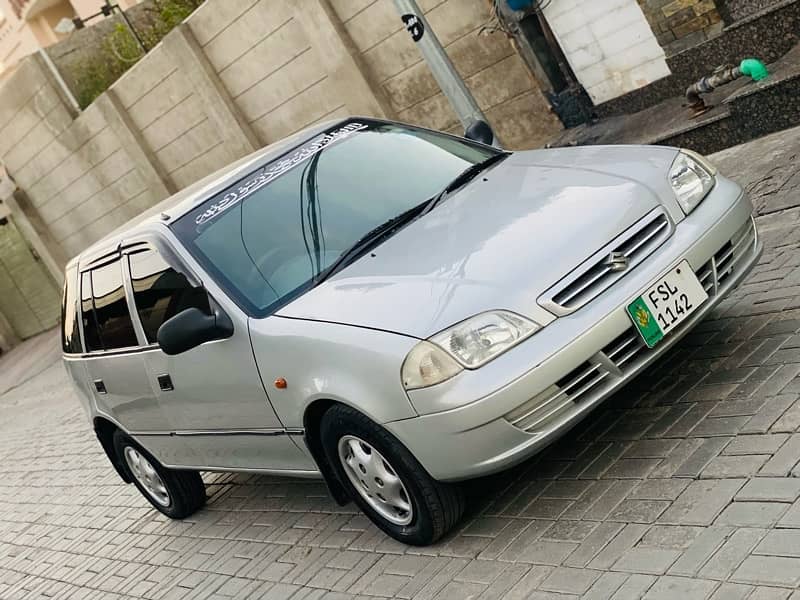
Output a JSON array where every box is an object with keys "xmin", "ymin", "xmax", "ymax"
[{"xmin": 194, "ymin": 122, "xmax": 368, "ymax": 226}]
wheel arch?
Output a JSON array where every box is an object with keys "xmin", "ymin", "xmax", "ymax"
[
  {"xmin": 93, "ymin": 416, "xmax": 132, "ymax": 484},
  {"xmin": 303, "ymin": 399, "xmax": 351, "ymax": 506},
  {"xmin": 307, "ymin": 400, "xmax": 465, "ymax": 545}
]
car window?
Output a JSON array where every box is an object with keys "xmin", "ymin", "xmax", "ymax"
[
  {"xmin": 128, "ymin": 248, "xmax": 210, "ymax": 343},
  {"xmin": 173, "ymin": 120, "xmax": 498, "ymax": 316},
  {"xmin": 89, "ymin": 259, "xmax": 139, "ymax": 350},
  {"xmin": 61, "ymin": 266, "xmax": 82, "ymax": 354},
  {"xmin": 81, "ymin": 271, "xmax": 103, "ymax": 352}
]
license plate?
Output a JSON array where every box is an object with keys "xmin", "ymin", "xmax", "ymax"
[{"xmin": 627, "ymin": 260, "xmax": 708, "ymax": 348}]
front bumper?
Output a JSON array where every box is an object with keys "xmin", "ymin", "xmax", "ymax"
[{"xmin": 387, "ymin": 184, "xmax": 761, "ymax": 482}]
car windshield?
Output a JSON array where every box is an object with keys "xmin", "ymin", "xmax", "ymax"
[{"xmin": 172, "ymin": 120, "xmax": 500, "ymax": 317}]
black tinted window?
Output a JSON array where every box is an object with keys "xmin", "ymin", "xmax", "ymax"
[
  {"xmin": 128, "ymin": 249, "xmax": 209, "ymax": 343},
  {"xmin": 91, "ymin": 260, "xmax": 139, "ymax": 350},
  {"xmin": 81, "ymin": 271, "xmax": 102, "ymax": 352},
  {"xmin": 61, "ymin": 267, "xmax": 82, "ymax": 353},
  {"xmin": 173, "ymin": 120, "xmax": 497, "ymax": 316}
]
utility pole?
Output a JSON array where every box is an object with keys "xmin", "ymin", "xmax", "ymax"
[{"xmin": 391, "ymin": 0, "xmax": 488, "ymax": 131}]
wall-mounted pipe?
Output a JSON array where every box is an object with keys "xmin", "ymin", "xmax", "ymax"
[{"xmin": 686, "ymin": 58, "xmax": 769, "ymax": 116}]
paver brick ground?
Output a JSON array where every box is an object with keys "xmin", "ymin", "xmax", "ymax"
[{"xmin": 3, "ymin": 128, "xmax": 800, "ymax": 598}]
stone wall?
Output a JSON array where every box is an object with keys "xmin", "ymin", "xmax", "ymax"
[
  {"xmin": 187, "ymin": 0, "xmax": 345, "ymax": 145},
  {"xmin": 6, "ymin": 64, "xmax": 167, "ymax": 258},
  {"xmin": 638, "ymin": 0, "xmax": 725, "ymax": 55}
]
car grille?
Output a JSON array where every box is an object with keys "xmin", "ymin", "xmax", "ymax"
[
  {"xmin": 540, "ymin": 208, "xmax": 672, "ymax": 316},
  {"xmin": 504, "ymin": 329, "xmax": 648, "ymax": 433},
  {"xmin": 506, "ymin": 217, "xmax": 757, "ymax": 435}
]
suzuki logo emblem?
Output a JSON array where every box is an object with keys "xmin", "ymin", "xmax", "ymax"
[{"xmin": 604, "ymin": 252, "xmax": 629, "ymax": 272}]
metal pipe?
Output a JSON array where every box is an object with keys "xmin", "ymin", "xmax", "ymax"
[
  {"xmin": 391, "ymin": 0, "xmax": 488, "ymax": 131},
  {"xmin": 686, "ymin": 65, "xmax": 743, "ymax": 114},
  {"xmin": 114, "ymin": 3, "xmax": 148, "ymax": 53},
  {"xmin": 686, "ymin": 58, "xmax": 769, "ymax": 116}
]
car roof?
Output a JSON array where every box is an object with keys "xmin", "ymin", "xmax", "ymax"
[{"xmin": 70, "ymin": 117, "xmax": 349, "ymax": 268}]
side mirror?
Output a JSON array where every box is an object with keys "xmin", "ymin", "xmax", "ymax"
[
  {"xmin": 157, "ymin": 307, "xmax": 234, "ymax": 356},
  {"xmin": 464, "ymin": 120, "xmax": 495, "ymax": 146}
]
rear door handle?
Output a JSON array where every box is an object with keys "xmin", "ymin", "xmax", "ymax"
[
  {"xmin": 94, "ymin": 379, "xmax": 107, "ymax": 394},
  {"xmin": 157, "ymin": 374, "xmax": 174, "ymax": 392}
]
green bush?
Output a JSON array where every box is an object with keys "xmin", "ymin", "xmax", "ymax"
[{"xmin": 73, "ymin": 0, "xmax": 204, "ymax": 109}]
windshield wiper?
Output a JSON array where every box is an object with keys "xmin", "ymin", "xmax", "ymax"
[
  {"xmin": 423, "ymin": 152, "xmax": 510, "ymax": 215},
  {"xmin": 313, "ymin": 202, "xmax": 427, "ymax": 286},
  {"xmin": 313, "ymin": 152, "xmax": 510, "ymax": 286}
]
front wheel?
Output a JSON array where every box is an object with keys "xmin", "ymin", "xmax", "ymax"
[
  {"xmin": 113, "ymin": 430, "xmax": 206, "ymax": 519},
  {"xmin": 320, "ymin": 404, "xmax": 464, "ymax": 545}
]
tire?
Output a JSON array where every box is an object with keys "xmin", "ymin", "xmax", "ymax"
[
  {"xmin": 113, "ymin": 430, "xmax": 206, "ymax": 519},
  {"xmin": 320, "ymin": 404, "xmax": 464, "ymax": 546}
]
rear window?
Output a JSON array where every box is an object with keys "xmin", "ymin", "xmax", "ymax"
[
  {"xmin": 61, "ymin": 266, "xmax": 82, "ymax": 354},
  {"xmin": 81, "ymin": 259, "xmax": 139, "ymax": 351}
]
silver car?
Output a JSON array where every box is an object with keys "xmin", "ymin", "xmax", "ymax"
[{"xmin": 62, "ymin": 118, "xmax": 761, "ymax": 545}]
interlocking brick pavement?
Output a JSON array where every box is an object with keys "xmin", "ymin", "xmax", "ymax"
[{"xmin": 4, "ymin": 129, "xmax": 800, "ymax": 599}]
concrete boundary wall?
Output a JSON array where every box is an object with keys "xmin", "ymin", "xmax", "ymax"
[{"xmin": 0, "ymin": 0, "xmax": 563, "ymax": 343}]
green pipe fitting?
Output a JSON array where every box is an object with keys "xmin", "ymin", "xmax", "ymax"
[{"xmin": 740, "ymin": 58, "xmax": 769, "ymax": 81}]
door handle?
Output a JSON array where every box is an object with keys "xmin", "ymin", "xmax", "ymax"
[
  {"xmin": 94, "ymin": 379, "xmax": 107, "ymax": 394},
  {"xmin": 157, "ymin": 374, "xmax": 174, "ymax": 392}
]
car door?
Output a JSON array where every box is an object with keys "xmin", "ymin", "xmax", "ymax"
[
  {"xmin": 123, "ymin": 238, "xmax": 315, "ymax": 473},
  {"xmin": 79, "ymin": 256, "xmax": 185, "ymax": 463}
]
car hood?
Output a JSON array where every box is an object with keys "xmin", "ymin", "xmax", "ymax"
[{"xmin": 277, "ymin": 145, "xmax": 682, "ymax": 338}]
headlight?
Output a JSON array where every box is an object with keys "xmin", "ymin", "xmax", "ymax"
[
  {"xmin": 402, "ymin": 311, "xmax": 539, "ymax": 390},
  {"xmin": 669, "ymin": 149, "xmax": 717, "ymax": 215},
  {"xmin": 401, "ymin": 341, "xmax": 463, "ymax": 391}
]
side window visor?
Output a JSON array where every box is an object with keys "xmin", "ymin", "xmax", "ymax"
[{"xmin": 81, "ymin": 258, "xmax": 139, "ymax": 352}]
